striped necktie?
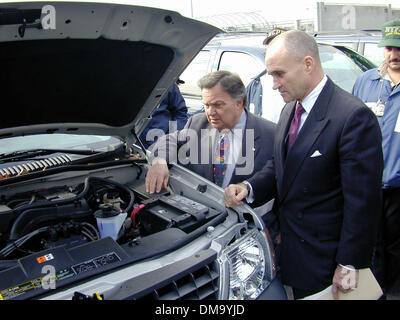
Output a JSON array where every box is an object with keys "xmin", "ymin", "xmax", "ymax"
[{"xmin": 213, "ymin": 132, "xmax": 230, "ymax": 187}]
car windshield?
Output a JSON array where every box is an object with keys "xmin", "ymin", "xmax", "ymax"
[
  {"xmin": 0, "ymin": 134, "xmax": 122, "ymax": 155},
  {"xmin": 319, "ymin": 44, "xmax": 365, "ymax": 92}
]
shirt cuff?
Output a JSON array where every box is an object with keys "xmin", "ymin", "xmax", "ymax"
[
  {"xmin": 242, "ymin": 180, "xmax": 255, "ymax": 203},
  {"xmin": 339, "ymin": 264, "xmax": 357, "ymax": 271}
]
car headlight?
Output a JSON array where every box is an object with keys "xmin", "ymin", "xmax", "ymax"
[{"xmin": 218, "ymin": 229, "xmax": 276, "ymax": 300}]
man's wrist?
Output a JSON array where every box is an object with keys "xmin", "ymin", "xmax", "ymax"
[
  {"xmin": 339, "ymin": 264, "xmax": 357, "ymax": 271},
  {"xmin": 151, "ymin": 157, "xmax": 167, "ymax": 166},
  {"xmin": 241, "ymin": 181, "xmax": 251, "ymax": 193}
]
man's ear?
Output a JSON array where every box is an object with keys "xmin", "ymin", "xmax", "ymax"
[
  {"xmin": 303, "ymin": 56, "xmax": 314, "ymax": 73},
  {"xmin": 237, "ymin": 97, "xmax": 245, "ymax": 109}
]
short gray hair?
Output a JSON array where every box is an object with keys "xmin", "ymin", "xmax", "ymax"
[
  {"xmin": 197, "ymin": 70, "xmax": 247, "ymax": 106},
  {"xmin": 272, "ymin": 30, "xmax": 321, "ymax": 64}
]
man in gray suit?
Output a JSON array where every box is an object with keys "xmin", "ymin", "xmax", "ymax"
[
  {"xmin": 224, "ymin": 30, "xmax": 383, "ymax": 299},
  {"xmin": 145, "ymin": 71, "xmax": 276, "ymax": 209}
]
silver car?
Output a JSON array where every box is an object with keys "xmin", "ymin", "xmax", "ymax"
[{"xmin": 179, "ymin": 33, "xmax": 377, "ymax": 117}]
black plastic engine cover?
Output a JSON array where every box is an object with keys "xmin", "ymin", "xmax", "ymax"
[{"xmin": 0, "ymin": 237, "xmax": 129, "ymax": 300}]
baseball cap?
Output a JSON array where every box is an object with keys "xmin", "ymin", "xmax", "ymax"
[
  {"xmin": 263, "ymin": 28, "xmax": 287, "ymax": 45},
  {"xmin": 378, "ymin": 18, "xmax": 400, "ymax": 48}
]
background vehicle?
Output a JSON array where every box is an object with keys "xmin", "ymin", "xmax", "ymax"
[
  {"xmin": 0, "ymin": 2, "xmax": 286, "ymax": 301},
  {"xmin": 314, "ymin": 30, "xmax": 383, "ymax": 66},
  {"xmin": 179, "ymin": 33, "xmax": 376, "ymax": 116}
]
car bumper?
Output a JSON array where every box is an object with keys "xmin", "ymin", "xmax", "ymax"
[{"xmin": 257, "ymin": 277, "xmax": 287, "ymax": 300}]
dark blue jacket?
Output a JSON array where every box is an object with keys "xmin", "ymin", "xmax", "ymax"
[
  {"xmin": 140, "ymin": 84, "xmax": 188, "ymax": 148},
  {"xmin": 246, "ymin": 70, "xmax": 265, "ymax": 117}
]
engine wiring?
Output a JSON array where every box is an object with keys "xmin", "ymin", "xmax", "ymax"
[
  {"xmin": 0, "ymin": 226, "xmax": 49, "ymax": 258},
  {"xmin": 0, "ymin": 220, "xmax": 101, "ymax": 259},
  {"xmin": 0, "ymin": 176, "xmax": 135, "ymax": 259},
  {"xmin": 130, "ymin": 204, "xmax": 146, "ymax": 228},
  {"xmin": 7, "ymin": 176, "xmax": 135, "ymax": 241}
]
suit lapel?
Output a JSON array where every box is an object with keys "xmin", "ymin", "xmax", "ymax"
[
  {"xmin": 279, "ymin": 78, "xmax": 334, "ymax": 202},
  {"xmin": 275, "ymin": 101, "xmax": 296, "ymax": 196}
]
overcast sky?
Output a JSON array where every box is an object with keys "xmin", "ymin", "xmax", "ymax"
[
  {"xmin": 128, "ymin": 0, "xmax": 400, "ymax": 19},
  {"xmin": 3, "ymin": 0, "xmax": 399, "ymax": 21}
]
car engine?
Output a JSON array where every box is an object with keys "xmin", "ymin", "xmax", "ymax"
[{"xmin": 0, "ymin": 175, "xmax": 221, "ymax": 269}]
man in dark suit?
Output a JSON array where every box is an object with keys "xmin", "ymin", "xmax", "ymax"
[
  {"xmin": 224, "ymin": 30, "xmax": 383, "ymax": 299},
  {"xmin": 145, "ymin": 71, "xmax": 276, "ymax": 209}
]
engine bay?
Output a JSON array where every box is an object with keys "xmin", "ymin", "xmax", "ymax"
[
  {"xmin": 0, "ymin": 175, "xmax": 223, "ymax": 266},
  {"xmin": 0, "ymin": 170, "xmax": 228, "ymax": 300}
]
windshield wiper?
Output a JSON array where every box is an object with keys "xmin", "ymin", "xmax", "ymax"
[{"xmin": 0, "ymin": 148, "xmax": 100, "ymax": 163}]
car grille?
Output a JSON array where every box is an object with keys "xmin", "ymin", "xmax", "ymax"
[
  {"xmin": 113, "ymin": 249, "xmax": 220, "ymax": 300},
  {"xmin": 142, "ymin": 262, "xmax": 219, "ymax": 300}
]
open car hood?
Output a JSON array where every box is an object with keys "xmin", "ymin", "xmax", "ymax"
[{"xmin": 0, "ymin": 1, "xmax": 221, "ymax": 146}]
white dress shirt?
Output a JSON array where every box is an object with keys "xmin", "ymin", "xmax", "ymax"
[
  {"xmin": 216, "ymin": 110, "xmax": 247, "ymax": 189},
  {"xmin": 297, "ymin": 75, "xmax": 328, "ymax": 133}
]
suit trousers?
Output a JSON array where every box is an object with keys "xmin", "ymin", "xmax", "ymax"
[{"xmin": 382, "ymin": 187, "xmax": 400, "ymax": 294}]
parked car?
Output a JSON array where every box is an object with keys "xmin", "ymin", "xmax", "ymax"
[
  {"xmin": 314, "ymin": 30, "xmax": 383, "ymax": 66},
  {"xmin": 179, "ymin": 32, "xmax": 376, "ymax": 116},
  {"xmin": 0, "ymin": 2, "xmax": 286, "ymax": 300}
]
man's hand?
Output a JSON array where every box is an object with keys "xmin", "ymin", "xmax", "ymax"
[
  {"xmin": 224, "ymin": 182, "xmax": 248, "ymax": 207},
  {"xmin": 331, "ymin": 265, "xmax": 359, "ymax": 300},
  {"xmin": 145, "ymin": 158, "xmax": 169, "ymax": 194}
]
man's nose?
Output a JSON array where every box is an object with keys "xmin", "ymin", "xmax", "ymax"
[
  {"xmin": 206, "ymin": 106, "xmax": 216, "ymax": 115},
  {"xmin": 272, "ymin": 78, "xmax": 281, "ymax": 90}
]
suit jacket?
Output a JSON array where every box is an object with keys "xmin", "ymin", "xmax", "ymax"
[
  {"xmin": 151, "ymin": 109, "xmax": 276, "ymax": 206},
  {"xmin": 247, "ymin": 78, "xmax": 383, "ymax": 292}
]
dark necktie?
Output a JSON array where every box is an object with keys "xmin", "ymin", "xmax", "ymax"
[
  {"xmin": 287, "ymin": 102, "xmax": 305, "ymax": 150},
  {"xmin": 213, "ymin": 132, "xmax": 230, "ymax": 187}
]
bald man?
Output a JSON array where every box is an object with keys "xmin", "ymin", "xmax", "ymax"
[{"xmin": 224, "ymin": 30, "xmax": 383, "ymax": 299}]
